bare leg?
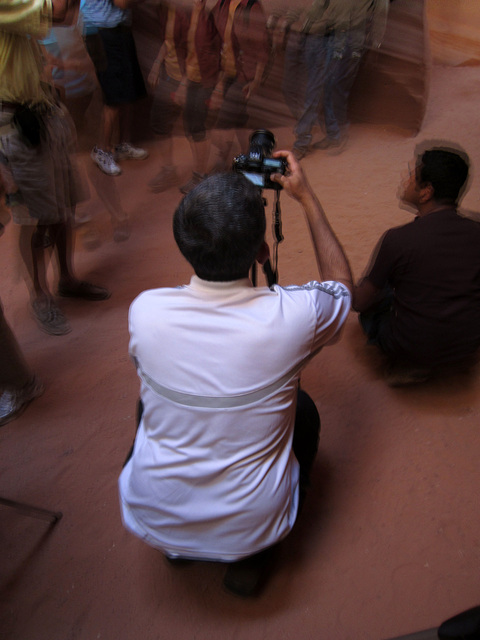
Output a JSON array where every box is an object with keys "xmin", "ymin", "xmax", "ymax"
[
  {"xmin": 49, "ymin": 218, "xmax": 110, "ymax": 300},
  {"xmin": 18, "ymin": 225, "xmax": 52, "ymax": 303},
  {"xmin": 179, "ymin": 138, "xmax": 211, "ymax": 193},
  {"xmin": 119, "ymin": 103, "xmax": 132, "ymax": 144},
  {"xmin": 210, "ymin": 129, "xmax": 234, "ymax": 172},
  {"xmin": 148, "ymin": 136, "xmax": 178, "ymax": 193},
  {"xmin": 158, "ymin": 136, "xmax": 174, "ymax": 169},
  {"xmin": 49, "ymin": 220, "xmax": 76, "ymax": 288},
  {"xmin": 0, "ymin": 303, "xmax": 33, "ymax": 389},
  {"xmin": 190, "ymin": 138, "xmax": 210, "ymax": 176},
  {"xmin": 102, "ymin": 104, "xmax": 120, "ymax": 152},
  {"xmin": 19, "ymin": 224, "xmax": 72, "ymax": 335}
]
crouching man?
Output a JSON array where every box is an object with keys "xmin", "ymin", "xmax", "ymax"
[{"xmin": 118, "ymin": 151, "xmax": 352, "ymax": 596}]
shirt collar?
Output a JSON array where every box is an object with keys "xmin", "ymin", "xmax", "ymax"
[{"xmin": 189, "ymin": 275, "xmax": 253, "ymax": 291}]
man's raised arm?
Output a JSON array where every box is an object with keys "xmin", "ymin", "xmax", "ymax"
[{"xmin": 272, "ymin": 150, "xmax": 353, "ymax": 294}]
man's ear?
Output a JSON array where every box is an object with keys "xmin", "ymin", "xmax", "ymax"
[
  {"xmin": 256, "ymin": 241, "xmax": 270, "ymax": 266},
  {"xmin": 419, "ymin": 182, "xmax": 434, "ymax": 204}
]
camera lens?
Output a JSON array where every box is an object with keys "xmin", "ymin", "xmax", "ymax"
[{"xmin": 249, "ymin": 129, "xmax": 276, "ymax": 159}]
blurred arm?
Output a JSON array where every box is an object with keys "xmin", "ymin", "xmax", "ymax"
[
  {"xmin": 272, "ymin": 150, "xmax": 353, "ymax": 293},
  {"xmin": 352, "ymin": 278, "xmax": 381, "ymax": 312}
]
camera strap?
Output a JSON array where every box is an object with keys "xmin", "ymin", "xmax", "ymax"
[{"xmin": 270, "ymin": 190, "xmax": 283, "ymax": 285}]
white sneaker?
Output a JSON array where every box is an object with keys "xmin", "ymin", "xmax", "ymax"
[
  {"xmin": 91, "ymin": 146, "xmax": 122, "ymax": 176},
  {"xmin": 0, "ymin": 376, "xmax": 44, "ymax": 427},
  {"xmin": 115, "ymin": 142, "xmax": 149, "ymax": 161}
]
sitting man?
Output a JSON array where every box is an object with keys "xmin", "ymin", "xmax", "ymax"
[
  {"xmin": 118, "ymin": 150, "xmax": 352, "ymax": 596},
  {"xmin": 353, "ymin": 143, "xmax": 480, "ymax": 385}
]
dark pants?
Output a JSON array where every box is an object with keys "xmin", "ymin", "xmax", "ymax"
[
  {"xmin": 323, "ymin": 26, "xmax": 366, "ymax": 141},
  {"xmin": 282, "ymin": 31, "xmax": 307, "ymax": 121},
  {"xmin": 292, "ymin": 388, "xmax": 321, "ymax": 500},
  {"xmin": 358, "ymin": 287, "xmax": 394, "ymax": 351},
  {"xmin": 294, "ymin": 33, "xmax": 331, "ymax": 152}
]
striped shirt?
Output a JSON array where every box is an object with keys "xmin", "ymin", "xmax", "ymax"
[{"xmin": 80, "ymin": 0, "xmax": 130, "ymax": 30}]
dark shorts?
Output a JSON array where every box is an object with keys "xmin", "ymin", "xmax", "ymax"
[
  {"xmin": 92, "ymin": 25, "xmax": 146, "ymax": 106},
  {"xmin": 215, "ymin": 79, "xmax": 249, "ymax": 130},
  {"xmin": 184, "ymin": 82, "xmax": 214, "ymax": 141},
  {"xmin": 150, "ymin": 69, "xmax": 181, "ymax": 138}
]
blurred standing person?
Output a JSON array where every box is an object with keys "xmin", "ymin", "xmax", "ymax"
[
  {"xmin": 148, "ymin": 0, "xmax": 221, "ymax": 194},
  {"xmin": 0, "ymin": 0, "xmax": 110, "ymax": 335},
  {"xmin": 313, "ymin": 0, "xmax": 389, "ymax": 153},
  {"xmin": 146, "ymin": 2, "xmax": 187, "ymax": 192},
  {"xmin": 0, "ymin": 295, "xmax": 43, "ymax": 426},
  {"xmin": 40, "ymin": 2, "xmax": 130, "ymax": 242},
  {"xmin": 179, "ymin": 0, "xmax": 221, "ymax": 193},
  {"xmin": 291, "ymin": 0, "xmax": 331, "ymax": 161},
  {"xmin": 40, "ymin": 0, "xmax": 98, "ymax": 142},
  {"xmin": 0, "ymin": 204, "xmax": 41, "ymax": 426},
  {"xmin": 278, "ymin": 9, "xmax": 308, "ymax": 123},
  {"xmin": 210, "ymin": 0, "xmax": 269, "ymax": 171},
  {"xmin": 81, "ymin": 0, "xmax": 148, "ymax": 176}
]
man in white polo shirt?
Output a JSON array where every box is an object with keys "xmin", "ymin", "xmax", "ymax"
[{"xmin": 119, "ymin": 150, "xmax": 352, "ymax": 596}]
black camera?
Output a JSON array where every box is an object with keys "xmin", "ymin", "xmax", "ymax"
[{"xmin": 233, "ymin": 129, "xmax": 287, "ymax": 190}]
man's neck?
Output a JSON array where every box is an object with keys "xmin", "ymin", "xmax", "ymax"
[{"xmin": 416, "ymin": 201, "xmax": 455, "ymax": 217}]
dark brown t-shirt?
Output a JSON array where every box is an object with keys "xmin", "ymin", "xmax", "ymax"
[{"xmin": 366, "ymin": 207, "xmax": 480, "ymax": 367}]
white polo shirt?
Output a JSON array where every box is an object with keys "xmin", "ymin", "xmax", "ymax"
[{"xmin": 119, "ymin": 276, "xmax": 350, "ymax": 561}]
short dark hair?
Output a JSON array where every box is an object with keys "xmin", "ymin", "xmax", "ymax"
[
  {"xmin": 173, "ymin": 173, "xmax": 266, "ymax": 281},
  {"xmin": 416, "ymin": 146, "xmax": 470, "ymax": 204}
]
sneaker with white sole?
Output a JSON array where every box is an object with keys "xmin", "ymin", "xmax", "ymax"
[
  {"xmin": 91, "ymin": 146, "xmax": 122, "ymax": 176},
  {"xmin": 0, "ymin": 376, "xmax": 45, "ymax": 427},
  {"xmin": 32, "ymin": 299, "xmax": 71, "ymax": 336},
  {"xmin": 148, "ymin": 166, "xmax": 179, "ymax": 193},
  {"xmin": 115, "ymin": 142, "xmax": 149, "ymax": 161}
]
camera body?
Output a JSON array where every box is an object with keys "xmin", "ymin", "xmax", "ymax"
[{"xmin": 233, "ymin": 129, "xmax": 286, "ymax": 190}]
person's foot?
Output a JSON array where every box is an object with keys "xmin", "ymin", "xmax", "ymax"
[
  {"xmin": 113, "ymin": 221, "xmax": 130, "ymax": 243},
  {"xmin": 222, "ymin": 548, "xmax": 274, "ymax": 597},
  {"xmin": 57, "ymin": 279, "xmax": 111, "ymax": 301},
  {"xmin": 115, "ymin": 142, "xmax": 149, "ymax": 161},
  {"xmin": 312, "ymin": 136, "xmax": 340, "ymax": 150},
  {"xmin": 0, "ymin": 376, "xmax": 44, "ymax": 427},
  {"xmin": 32, "ymin": 298, "xmax": 71, "ymax": 335},
  {"xmin": 313, "ymin": 136, "xmax": 348, "ymax": 155},
  {"xmin": 292, "ymin": 147, "xmax": 308, "ymax": 161},
  {"xmin": 91, "ymin": 146, "xmax": 122, "ymax": 176},
  {"xmin": 148, "ymin": 167, "xmax": 179, "ymax": 193},
  {"xmin": 79, "ymin": 226, "xmax": 102, "ymax": 251},
  {"xmin": 179, "ymin": 172, "xmax": 207, "ymax": 195},
  {"xmin": 385, "ymin": 364, "xmax": 432, "ymax": 387}
]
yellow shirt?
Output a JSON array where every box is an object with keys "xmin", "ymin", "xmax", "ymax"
[
  {"xmin": 0, "ymin": 0, "xmax": 53, "ymax": 104},
  {"xmin": 186, "ymin": 4, "xmax": 201, "ymax": 84},
  {"xmin": 164, "ymin": 6, "xmax": 182, "ymax": 81}
]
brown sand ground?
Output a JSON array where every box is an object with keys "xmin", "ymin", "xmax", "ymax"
[{"xmin": 1, "ymin": 63, "xmax": 480, "ymax": 640}]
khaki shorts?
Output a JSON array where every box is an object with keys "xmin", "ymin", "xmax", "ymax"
[{"xmin": 0, "ymin": 103, "xmax": 87, "ymax": 225}]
